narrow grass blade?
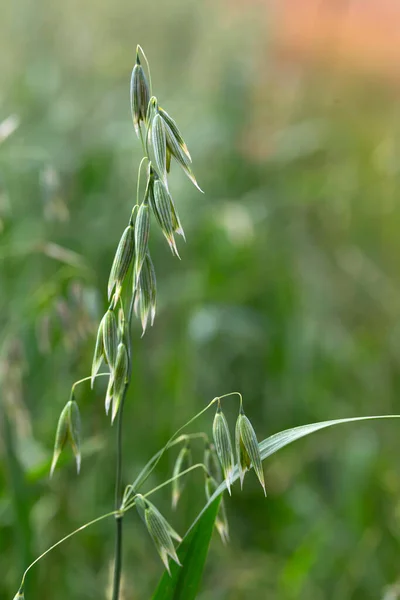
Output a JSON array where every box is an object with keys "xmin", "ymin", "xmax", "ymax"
[
  {"xmin": 130, "ymin": 57, "xmax": 150, "ymax": 136},
  {"xmin": 186, "ymin": 414, "xmax": 400, "ymax": 535}
]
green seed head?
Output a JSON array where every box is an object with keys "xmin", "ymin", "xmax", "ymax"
[
  {"xmin": 103, "ymin": 310, "xmax": 118, "ymax": 371},
  {"xmin": 133, "ymin": 252, "xmax": 156, "ymax": 336},
  {"xmin": 212, "ymin": 405, "xmax": 234, "ymax": 495},
  {"xmin": 50, "ymin": 400, "xmax": 81, "ymax": 476},
  {"xmin": 149, "ymin": 113, "xmax": 167, "ymax": 188},
  {"xmin": 155, "ymin": 106, "xmax": 202, "ymax": 192},
  {"xmin": 164, "ymin": 119, "xmax": 192, "ymax": 171},
  {"xmin": 130, "ymin": 61, "xmax": 150, "ymax": 137},
  {"xmin": 153, "ymin": 179, "xmax": 180, "ymax": 257},
  {"xmin": 135, "ymin": 495, "xmax": 182, "ymax": 575},
  {"xmin": 107, "ymin": 225, "xmax": 135, "ymax": 303},
  {"xmin": 158, "ymin": 107, "xmax": 191, "ymax": 160},
  {"xmin": 235, "ymin": 409, "xmax": 266, "ymax": 495}
]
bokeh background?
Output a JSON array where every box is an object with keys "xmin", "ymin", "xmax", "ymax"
[{"xmin": 1, "ymin": 0, "xmax": 400, "ymax": 598}]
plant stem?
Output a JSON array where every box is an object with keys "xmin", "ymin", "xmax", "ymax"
[
  {"xmin": 111, "ymin": 396, "xmax": 125, "ymax": 600},
  {"xmin": 19, "ymin": 510, "xmax": 118, "ymax": 592},
  {"xmin": 111, "ymin": 294, "xmax": 135, "ymax": 600}
]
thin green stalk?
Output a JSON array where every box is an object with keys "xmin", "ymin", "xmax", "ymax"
[
  {"xmin": 217, "ymin": 391, "xmax": 243, "ymax": 406},
  {"xmin": 123, "ymin": 464, "xmax": 209, "ymax": 513},
  {"xmin": 121, "ymin": 433, "xmax": 208, "ymax": 507},
  {"xmin": 71, "ymin": 373, "xmax": 110, "ymax": 395},
  {"xmin": 144, "ymin": 464, "xmax": 208, "ymax": 499},
  {"xmin": 111, "ymin": 293, "xmax": 135, "ymax": 600},
  {"xmin": 17, "ymin": 510, "xmax": 118, "ymax": 595},
  {"xmin": 131, "ymin": 399, "xmax": 218, "ymax": 494}
]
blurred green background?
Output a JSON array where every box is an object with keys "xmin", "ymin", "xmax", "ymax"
[{"xmin": 1, "ymin": 0, "xmax": 400, "ymax": 598}]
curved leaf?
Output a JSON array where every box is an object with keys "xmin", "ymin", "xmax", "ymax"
[{"xmin": 186, "ymin": 414, "xmax": 400, "ymax": 535}]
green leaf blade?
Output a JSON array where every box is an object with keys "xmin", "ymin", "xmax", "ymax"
[{"xmin": 186, "ymin": 414, "xmax": 400, "ymax": 535}]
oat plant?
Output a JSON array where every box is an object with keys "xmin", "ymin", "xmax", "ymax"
[{"xmin": 12, "ymin": 47, "xmax": 400, "ymax": 600}]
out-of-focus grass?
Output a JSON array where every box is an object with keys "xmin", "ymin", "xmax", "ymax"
[{"xmin": 1, "ymin": 1, "xmax": 400, "ymax": 599}]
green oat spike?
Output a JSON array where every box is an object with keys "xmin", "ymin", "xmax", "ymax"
[
  {"xmin": 164, "ymin": 120, "xmax": 191, "ymax": 166},
  {"xmin": 235, "ymin": 407, "xmax": 266, "ymax": 495},
  {"xmin": 158, "ymin": 107, "xmax": 191, "ymax": 161},
  {"xmin": 204, "ymin": 474, "xmax": 230, "ymax": 544},
  {"xmin": 134, "ymin": 202, "xmax": 150, "ymax": 280},
  {"xmin": 130, "ymin": 52, "xmax": 150, "ymax": 138},
  {"xmin": 102, "ymin": 309, "xmax": 118, "ymax": 371},
  {"xmin": 91, "ymin": 315, "xmax": 105, "ymax": 388},
  {"xmin": 135, "ymin": 494, "xmax": 182, "ymax": 575},
  {"xmin": 163, "ymin": 119, "xmax": 193, "ymax": 173},
  {"xmin": 153, "ymin": 179, "xmax": 180, "ymax": 257},
  {"xmin": 111, "ymin": 343, "xmax": 128, "ymax": 423},
  {"xmin": 212, "ymin": 402, "xmax": 234, "ymax": 495},
  {"xmin": 171, "ymin": 443, "xmax": 192, "ymax": 510},
  {"xmin": 149, "ymin": 113, "xmax": 168, "ymax": 188},
  {"xmin": 157, "ymin": 110, "xmax": 202, "ymax": 192},
  {"xmin": 50, "ymin": 400, "xmax": 81, "ymax": 476},
  {"xmin": 107, "ymin": 225, "xmax": 135, "ymax": 303},
  {"xmin": 134, "ymin": 252, "xmax": 157, "ymax": 336}
]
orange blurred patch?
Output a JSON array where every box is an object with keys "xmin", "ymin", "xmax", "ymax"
[{"xmin": 273, "ymin": 0, "xmax": 400, "ymax": 80}]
